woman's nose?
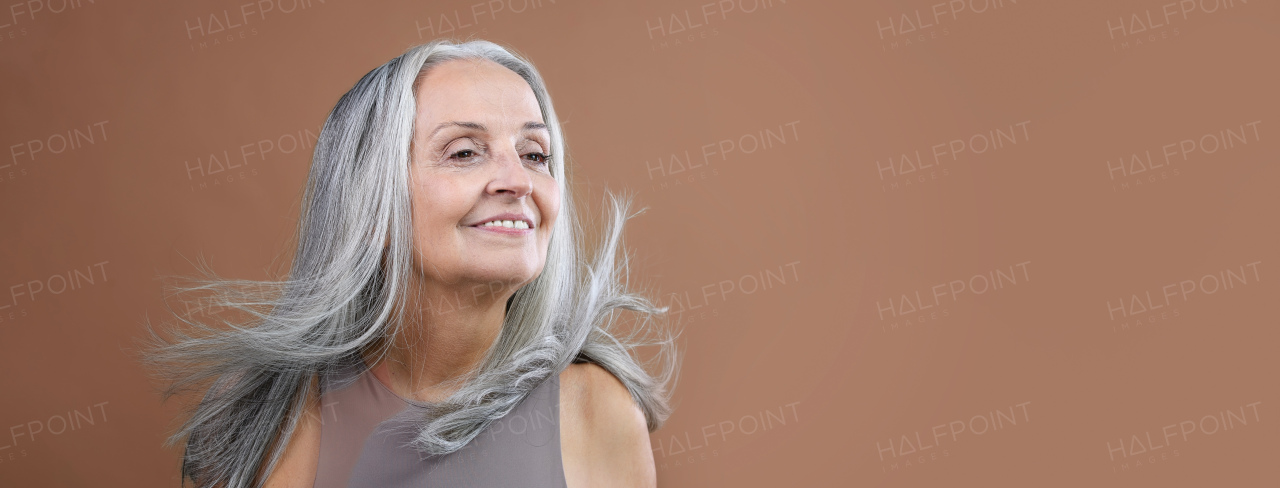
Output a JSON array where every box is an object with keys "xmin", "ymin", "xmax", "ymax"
[{"xmin": 486, "ymin": 147, "xmax": 534, "ymax": 198}]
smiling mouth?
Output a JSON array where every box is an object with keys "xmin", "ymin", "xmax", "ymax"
[
  {"xmin": 468, "ymin": 221, "xmax": 534, "ymax": 236},
  {"xmin": 475, "ymin": 219, "xmax": 532, "ymax": 230}
]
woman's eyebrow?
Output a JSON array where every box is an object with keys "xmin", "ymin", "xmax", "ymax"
[{"xmin": 427, "ymin": 121, "xmax": 487, "ymax": 139}]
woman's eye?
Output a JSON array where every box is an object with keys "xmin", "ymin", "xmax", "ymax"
[
  {"xmin": 449, "ymin": 149, "xmax": 476, "ymax": 160},
  {"xmin": 524, "ymin": 152, "xmax": 551, "ymax": 165}
]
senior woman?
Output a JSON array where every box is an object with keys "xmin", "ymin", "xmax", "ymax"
[{"xmin": 147, "ymin": 39, "xmax": 680, "ymax": 487}]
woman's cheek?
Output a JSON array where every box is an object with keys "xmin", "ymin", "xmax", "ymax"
[{"xmin": 541, "ymin": 182, "xmax": 562, "ymax": 224}]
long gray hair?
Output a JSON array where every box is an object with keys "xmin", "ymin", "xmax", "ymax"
[{"xmin": 145, "ymin": 39, "xmax": 681, "ymax": 487}]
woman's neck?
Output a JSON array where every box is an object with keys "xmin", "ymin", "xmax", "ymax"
[{"xmin": 368, "ymin": 276, "xmax": 513, "ymax": 402}]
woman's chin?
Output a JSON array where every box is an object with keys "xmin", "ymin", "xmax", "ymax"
[{"xmin": 467, "ymin": 266, "xmax": 539, "ymax": 288}]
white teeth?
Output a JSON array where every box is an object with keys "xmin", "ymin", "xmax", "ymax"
[{"xmin": 481, "ymin": 220, "xmax": 531, "ymax": 229}]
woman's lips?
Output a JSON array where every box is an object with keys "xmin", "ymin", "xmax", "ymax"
[{"xmin": 468, "ymin": 224, "xmax": 533, "ymax": 236}]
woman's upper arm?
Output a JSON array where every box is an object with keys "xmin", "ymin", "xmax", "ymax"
[
  {"xmin": 560, "ymin": 363, "xmax": 657, "ymax": 488},
  {"xmin": 258, "ymin": 377, "xmax": 323, "ymax": 488}
]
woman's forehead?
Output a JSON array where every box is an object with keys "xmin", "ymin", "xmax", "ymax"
[{"xmin": 415, "ymin": 58, "xmax": 543, "ymax": 128}]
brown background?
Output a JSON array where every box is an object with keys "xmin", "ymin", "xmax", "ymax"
[{"xmin": 2, "ymin": 0, "xmax": 1277, "ymax": 486}]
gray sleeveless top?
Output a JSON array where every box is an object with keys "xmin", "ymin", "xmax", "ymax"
[{"xmin": 313, "ymin": 361, "xmax": 567, "ymax": 487}]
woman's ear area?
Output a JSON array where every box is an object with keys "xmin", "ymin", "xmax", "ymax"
[{"xmin": 395, "ymin": 126, "xmax": 421, "ymax": 253}]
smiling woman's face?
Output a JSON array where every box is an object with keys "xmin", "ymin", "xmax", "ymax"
[{"xmin": 407, "ymin": 58, "xmax": 560, "ymax": 295}]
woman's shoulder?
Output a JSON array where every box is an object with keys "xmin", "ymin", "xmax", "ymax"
[
  {"xmin": 558, "ymin": 362, "xmax": 656, "ymax": 487},
  {"xmin": 258, "ymin": 375, "xmax": 323, "ymax": 488}
]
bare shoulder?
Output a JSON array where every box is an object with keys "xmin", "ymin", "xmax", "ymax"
[
  {"xmin": 559, "ymin": 362, "xmax": 656, "ymax": 488},
  {"xmin": 257, "ymin": 375, "xmax": 323, "ymax": 488}
]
